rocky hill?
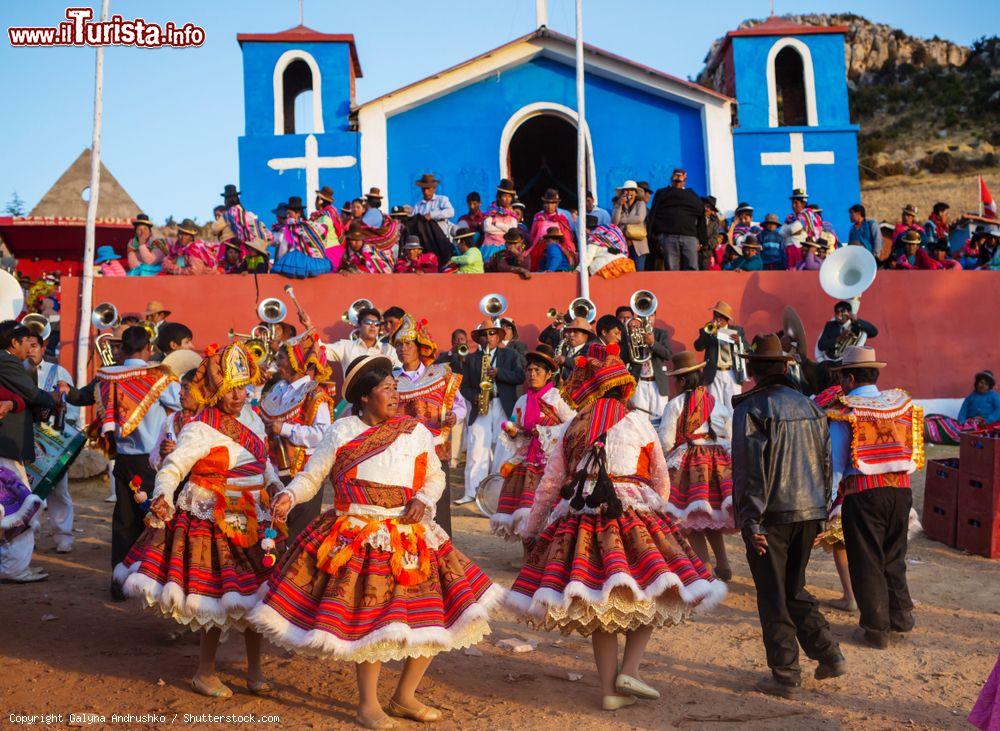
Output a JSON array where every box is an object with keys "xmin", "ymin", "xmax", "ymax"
[{"xmin": 697, "ymin": 15, "xmax": 1000, "ymax": 181}]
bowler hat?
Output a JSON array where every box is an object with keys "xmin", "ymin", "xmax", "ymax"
[
  {"xmin": 544, "ymin": 225, "xmax": 563, "ymax": 239},
  {"xmin": 742, "ymin": 235, "xmax": 761, "ymax": 250},
  {"xmin": 316, "ymin": 185, "xmax": 335, "ymax": 203},
  {"xmin": 525, "ymin": 344, "xmax": 558, "ymax": 373},
  {"xmin": 415, "ymin": 173, "xmax": 440, "ymax": 188},
  {"xmin": 665, "ymin": 350, "xmax": 706, "ymax": 377},
  {"xmin": 132, "ymin": 213, "xmax": 154, "ymax": 228},
  {"xmin": 220, "ymin": 184, "xmax": 240, "ymax": 198},
  {"xmin": 735, "ymin": 202, "xmax": 754, "ymax": 216},
  {"xmin": 402, "ymin": 235, "xmax": 422, "ymax": 251},
  {"xmin": 497, "ymin": 178, "xmax": 517, "ymax": 195},
  {"xmin": 271, "ymin": 202, "xmax": 288, "ymax": 216},
  {"xmin": 790, "ymin": 188, "xmax": 808, "ymax": 201},
  {"xmin": 902, "ymin": 204, "xmax": 918, "ymax": 217},
  {"xmin": 285, "ymin": 196, "xmax": 305, "ymax": 212},
  {"xmin": 176, "ymin": 219, "xmax": 199, "ymax": 236},
  {"xmin": 390, "ymin": 204, "xmax": 410, "ymax": 217},
  {"xmin": 365, "ymin": 187, "xmax": 383, "ymax": 201},
  {"xmin": 901, "ymin": 230, "xmax": 922, "ymax": 245},
  {"xmin": 512, "ymin": 200, "xmax": 526, "ymax": 210},
  {"xmin": 346, "ymin": 223, "xmax": 365, "ymax": 241},
  {"xmin": 503, "ymin": 229, "xmax": 524, "ymax": 245},
  {"xmin": 541, "ymin": 188, "xmax": 561, "ymax": 203},
  {"xmin": 764, "ymin": 213, "xmax": 780, "ymax": 225}
]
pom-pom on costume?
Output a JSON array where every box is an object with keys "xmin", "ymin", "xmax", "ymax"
[{"xmin": 115, "ymin": 344, "xmax": 284, "ymax": 633}]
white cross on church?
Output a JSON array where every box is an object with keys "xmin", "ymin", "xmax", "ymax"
[
  {"xmin": 760, "ymin": 132, "xmax": 835, "ymax": 192},
  {"xmin": 267, "ymin": 134, "xmax": 356, "ymax": 214}
]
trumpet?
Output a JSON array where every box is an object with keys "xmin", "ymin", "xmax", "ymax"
[
  {"xmin": 546, "ymin": 307, "xmax": 564, "ymax": 321},
  {"xmin": 22, "ymin": 313, "xmax": 51, "ymax": 342},
  {"xmin": 626, "ymin": 289, "xmax": 657, "ymax": 363},
  {"xmin": 703, "ymin": 320, "xmax": 718, "ymax": 335}
]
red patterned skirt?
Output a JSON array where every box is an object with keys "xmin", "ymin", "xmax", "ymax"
[
  {"xmin": 490, "ymin": 463, "xmax": 544, "ymax": 540},
  {"xmin": 248, "ymin": 509, "xmax": 503, "ymax": 663},
  {"xmin": 114, "ymin": 511, "xmax": 279, "ymax": 633},
  {"xmin": 507, "ymin": 507, "xmax": 726, "ymax": 636},
  {"xmin": 666, "ymin": 444, "xmax": 735, "ymax": 532}
]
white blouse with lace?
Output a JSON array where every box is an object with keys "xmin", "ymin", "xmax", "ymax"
[
  {"xmin": 523, "ymin": 411, "xmax": 672, "ymax": 539},
  {"xmin": 658, "ymin": 391, "xmax": 732, "ymax": 470},
  {"xmin": 279, "ymin": 416, "xmax": 449, "ymax": 548},
  {"xmin": 498, "ymin": 388, "xmax": 576, "ymax": 469}
]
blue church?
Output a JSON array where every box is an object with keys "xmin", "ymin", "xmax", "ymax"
[{"xmin": 236, "ymin": 15, "xmax": 860, "ymax": 234}]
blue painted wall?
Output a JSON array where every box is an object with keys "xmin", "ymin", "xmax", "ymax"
[
  {"xmin": 237, "ymin": 40, "xmax": 361, "ymax": 217},
  {"xmin": 380, "ymin": 56, "xmax": 710, "ymax": 209},
  {"xmin": 729, "ymin": 32, "xmax": 859, "ymax": 236}
]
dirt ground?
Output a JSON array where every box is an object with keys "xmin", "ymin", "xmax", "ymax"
[{"xmin": 2, "ymin": 444, "xmax": 997, "ymax": 730}]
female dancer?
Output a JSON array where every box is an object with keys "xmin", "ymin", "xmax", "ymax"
[
  {"xmin": 658, "ymin": 351, "xmax": 735, "ymax": 581},
  {"xmin": 491, "ymin": 344, "xmax": 574, "ymax": 539},
  {"xmin": 252, "ymin": 355, "xmax": 502, "ymax": 729},
  {"xmin": 507, "ymin": 344, "xmax": 726, "ymax": 710},
  {"xmin": 115, "ymin": 343, "xmax": 282, "ymax": 698}
]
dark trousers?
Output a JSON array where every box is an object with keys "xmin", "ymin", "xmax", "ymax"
[
  {"xmin": 285, "ymin": 474, "xmax": 326, "ymax": 542},
  {"xmin": 842, "ymin": 487, "xmax": 914, "ymax": 639},
  {"xmin": 744, "ymin": 520, "xmax": 841, "ymax": 683},
  {"xmin": 111, "ymin": 453, "xmax": 155, "ymax": 570},
  {"xmin": 437, "ymin": 463, "xmax": 453, "ymax": 537},
  {"xmin": 656, "ymin": 233, "xmax": 699, "ymax": 271}
]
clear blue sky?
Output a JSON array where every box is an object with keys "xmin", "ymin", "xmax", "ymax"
[{"xmin": 1, "ymin": 1, "xmax": 995, "ymax": 222}]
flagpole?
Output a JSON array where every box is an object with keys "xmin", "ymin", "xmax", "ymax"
[
  {"xmin": 76, "ymin": 0, "xmax": 110, "ymax": 384},
  {"xmin": 575, "ymin": 0, "xmax": 589, "ymax": 299},
  {"xmin": 979, "ymin": 175, "xmax": 984, "ymax": 218}
]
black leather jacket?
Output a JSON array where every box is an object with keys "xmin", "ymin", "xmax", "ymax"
[{"xmin": 731, "ymin": 374, "xmax": 832, "ymax": 537}]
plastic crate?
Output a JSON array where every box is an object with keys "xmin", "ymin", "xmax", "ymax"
[
  {"xmin": 959, "ymin": 431, "xmax": 1000, "ymax": 481},
  {"xmin": 956, "ymin": 506, "xmax": 1000, "ymax": 559},
  {"xmin": 958, "ymin": 469, "xmax": 1000, "ymax": 515}
]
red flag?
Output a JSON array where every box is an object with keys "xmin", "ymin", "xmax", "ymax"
[{"xmin": 982, "ymin": 176, "xmax": 997, "ymax": 219}]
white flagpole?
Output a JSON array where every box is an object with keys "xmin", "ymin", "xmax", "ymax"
[
  {"xmin": 575, "ymin": 0, "xmax": 589, "ymax": 299},
  {"xmin": 76, "ymin": 0, "xmax": 110, "ymax": 384},
  {"xmin": 979, "ymin": 175, "xmax": 984, "ymax": 218}
]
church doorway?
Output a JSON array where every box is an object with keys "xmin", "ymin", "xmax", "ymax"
[{"xmin": 506, "ymin": 113, "xmax": 588, "ymax": 220}]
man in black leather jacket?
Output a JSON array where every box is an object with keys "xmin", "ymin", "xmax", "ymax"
[{"xmin": 732, "ymin": 333, "xmax": 846, "ymax": 697}]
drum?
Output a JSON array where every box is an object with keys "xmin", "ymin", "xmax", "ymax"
[
  {"xmin": 475, "ymin": 473, "xmax": 504, "ymax": 517},
  {"xmin": 24, "ymin": 423, "xmax": 86, "ymax": 500}
]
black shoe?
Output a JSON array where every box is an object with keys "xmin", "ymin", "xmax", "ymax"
[
  {"xmin": 814, "ymin": 658, "xmax": 848, "ymax": 680},
  {"xmin": 753, "ymin": 676, "xmax": 801, "ymax": 698},
  {"xmin": 714, "ymin": 566, "xmax": 733, "ymax": 582},
  {"xmin": 109, "ymin": 581, "xmax": 127, "ymax": 602},
  {"xmin": 852, "ymin": 627, "xmax": 889, "ymax": 649}
]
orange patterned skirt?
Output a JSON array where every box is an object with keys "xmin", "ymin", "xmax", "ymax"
[{"xmin": 666, "ymin": 444, "xmax": 735, "ymax": 532}]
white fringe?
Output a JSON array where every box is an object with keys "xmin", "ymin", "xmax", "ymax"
[
  {"xmin": 116, "ymin": 562, "xmax": 267, "ymax": 630},
  {"xmin": 489, "ymin": 508, "xmax": 531, "ymax": 540},
  {"xmin": 506, "ymin": 568, "xmax": 727, "ymax": 620},
  {"xmin": 247, "ymin": 582, "xmax": 507, "ymax": 660},
  {"xmin": 665, "ymin": 495, "xmax": 733, "ymax": 523},
  {"xmin": 0, "ymin": 494, "xmax": 43, "ymax": 530}
]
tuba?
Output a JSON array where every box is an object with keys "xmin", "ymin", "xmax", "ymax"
[
  {"xmin": 476, "ymin": 294, "xmax": 508, "ymax": 416},
  {"xmin": 342, "ymin": 298, "xmax": 375, "ymax": 327},
  {"xmin": 22, "ymin": 313, "xmax": 51, "ymax": 342},
  {"xmin": 91, "ymin": 302, "xmax": 120, "ymax": 366},
  {"xmin": 567, "ymin": 296, "xmax": 596, "ymax": 323},
  {"xmin": 819, "ymin": 246, "xmax": 878, "ymax": 358},
  {"xmin": 626, "ymin": 290, "xmax": 657, "ymax": 363}
]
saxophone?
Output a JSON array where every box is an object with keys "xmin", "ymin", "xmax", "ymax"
[{"xmin": 478, "ymin": 351, "xmax": 493, "ymax": 416}]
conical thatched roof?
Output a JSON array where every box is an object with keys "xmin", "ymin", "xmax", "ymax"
[{"xmin": 29, "ymin": 148, "xmax": 140, "ymax": 220}]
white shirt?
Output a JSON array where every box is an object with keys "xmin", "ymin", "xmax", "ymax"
[
  {"xmin": 324, "ymin": 337, "xmax": 402, "ymax": 379},
  {"xmin": 264, "ymin": 375, "xmax": 332, "ymax": 451}
]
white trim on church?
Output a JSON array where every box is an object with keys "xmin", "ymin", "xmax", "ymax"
[
  {"xmin": 273, "ymin": 49, "xmax": 325, "ymax": 135},
  {"xmin": 355, "ymin": 28, "xmax": 737, "ymax": 210},
  {"xmin": 765, "ymin": 37, "xmax": 818, "ymax": 128}
]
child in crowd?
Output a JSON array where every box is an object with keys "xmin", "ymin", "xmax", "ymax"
[{"xmin": 95, "ymin": 246, "xmax": 126, "ymax": 276}]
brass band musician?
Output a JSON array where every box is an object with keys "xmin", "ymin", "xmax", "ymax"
[
  {"xmin": 816, "ymin": 301, "xmax": 879, "ymax": 364},
  {"xmin": 694, "ymin": 300, "xmax": 747, "ymax": 411}
]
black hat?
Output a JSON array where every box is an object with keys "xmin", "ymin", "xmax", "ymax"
[
  {"xmin": 503, "ymin": 229, "xmax": 523, "ymax": 245},
  {"xmin": 452, "ymin": 223, "xmax": 476, "ymax": 241},
  {"xmin": 637, "ymin": 181, "xmax": 652, "ymax": 194},
  {"xmin": 525, "ymin": 344, "xmax": 558, "ymax": 373},
  {"xmin": 497, "ymin": 179, "xmax": 516, "ymax": 195},
  {"xmin": 286, "ymin": 196, "xmax": 305, "ymax": 212},
  {"xmin": 316, "ymin": 185, "xmax": 335, "ymax": 203},
  {"xmin": 975, "ymin": 369, "xmax": 996, "ymax": 388},
  {"xmin": 132, "ymin": 213, "xmax": 154, "ymax": 228},
  {"xmin": 790, "ymin": 188, "xmax": 808, "ymax": 201},
  {"xmin": 512, "ymin": 200, "xmax": 526, "ymax": 210},
  {"xmin": 390, "ymin": 204, "xmax": 410, "ymax": 217},
  {"xmin": 176, "ymin": 218, "xmax": 199, "ymax": 236},
  {"xmin": 541, "ymin": 188, "xmax": 561, "ymax": 203},
  {"xmin": 220, "ymin": 184, "xmax": 240, "ymax": 198},
  {"xmin": 735, "ymin": 202, "xmax": 754, "ymax": 216},
  {"xmin": 271, "ymin": 202, "xmax": 288, "ymax": 216},
  {"xmin": 702, "ymin": 196, "xmax": 718, "ymax": 212}
]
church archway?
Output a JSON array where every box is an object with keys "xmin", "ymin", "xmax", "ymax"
[
  {"xmin": 765, "ymin": 37, "xmax": 818, "ymax": 128},
  {"xmin": 272, "ymin": 49, "xmax": 325, "ymax": 135},
  {"xmin": 500, "ymin": 103, "xmax": 596, "ymax": 220}
]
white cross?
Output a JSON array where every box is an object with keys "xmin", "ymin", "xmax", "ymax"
[
  {"xmin": 267, "ymin": 134, "xmax": 356, "ymax": 214},
  {"xmin": 760, "ymin": 132, "xmax": 835, "ymax": 192}
]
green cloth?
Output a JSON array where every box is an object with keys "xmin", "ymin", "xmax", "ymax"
[{"xmin": 450, "ymin": 247, "xmax": 484, "ymax": 273}]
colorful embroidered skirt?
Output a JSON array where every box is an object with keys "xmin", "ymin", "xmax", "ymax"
[
  {"xmin": 271, "ymin": 251, "xmax": 333, "ymax": 278},
  {"xmin": 115, "ymin": 511, "xmax": 279, "ymax": 633},
  {"xmin": 248, "ymin": 509, "xmax": 503, "ymax": 663},
  {"xmin": 666, "ymin": 444, "xmax": 735, "ymax": 532},
  {"xmin": 490, "ymin": 463, "xmax": 543, "ymax": 540},
  {"xmin": 506, "ymin": 506, "xmax": 726, "ymax": 636}
]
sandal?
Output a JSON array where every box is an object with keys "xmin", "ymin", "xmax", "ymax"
[
  {"xmin": 386, "ymin": 698, "xmax": 442, "ymax": 723},
  {"xmin": 191, "ymin": 676, "xmax": 233, "ymax": 699},
  {"xmin": 247, "ymin": 678, "xmax": 273, "ymax": 695}
]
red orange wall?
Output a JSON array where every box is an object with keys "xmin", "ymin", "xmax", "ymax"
[{"xmin": 58, "ymin": 271, "xmax": 1000, "ymax": 399}]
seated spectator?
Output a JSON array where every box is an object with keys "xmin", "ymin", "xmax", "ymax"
[
  {"xmin": 847, "ymin": 203, "xmax": 883, "ymax": 258},
  {"xmin": 338, "ymin": 223, "xmax": 380, "ymax": 274},
  {"xmin": 484, "ymin": 229, "xmax": 531, "ymax": 279},
  {"xmin": 511, "ymin": 200, "xmax": 530, "ymax": 239},
  {"xmin": 892, "ymin": 203, "xmax": 923, "ymax": 253},
  {"xmin": 95, "ymin": 245, "xmax": 126, "ymax": 276},
  {"xmin": 960, "ymin": 370, "xmax": 1000, "ymax": 424},
  {"xmin": 126, "ymin": 213, "xmax": 169, "ymax": 276},
  {"xmin": 796, "ymin": 237, "xmax": 824, "ymax": 271},
  {"xmin": 445, "ymin": 225, "xmax": 483, "ymax": 274},
  {"xmin": 535, "ymin": 225, "xmax": 576, "ymax": 272},
  {"xmin": 584, "ymin": 216, "xmax": 634, "ymax": 279},
  {"xmin": 958, "ymin": 227, "xmax": 988, "ymax": 269},
  {"xmin": 528, "ymin": 189, "xmax": 575, "ymax": 270},
  {"xmin": 163, "ymin": 219, "xmax": 220, "ymax": 275},
  {"xmin": 362, "ymin": 188, "xmax": 385, "ymax": 228},
  {"xmin": 715, "ymin": 232, "xmax": 737, "ymax": 270},
  {"xmin": 349, "ymin": 198, "xmax": 366, "ymax": 225},
  {"xmin": 219, "ymin": 240, "xmax": 247, "ymax": 274},
  {"xmin": 924, "ymin": 201, "xmax": 951, "ymax": 249},
  {"xmin": 394, "ymin": 236, "xmax": 439, "ymax": 274},
  {"xmin": 272, "ymin": 197, "xmax": 332, "ymax": 278},
  {"xmin": 724, "ymin": 235, "xmax": 763, "ymax": 271},
  {"xmin": 458, "ymin": 191, "xmax": 485, "ymax": 240},
  {"xmin": 930, "ymin": 242, "xmax": 962, "ymax": 270},
  {"xmin": 758, "ymin": 213, "xmax": 787, "ymax": 270},
  {"xmin": 481, "ymin": 180, "xmax": 518, "ymax": 261},
  {"xmin": 894, "ymin": 230, "xmax": 940, "ymax": 270}
]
